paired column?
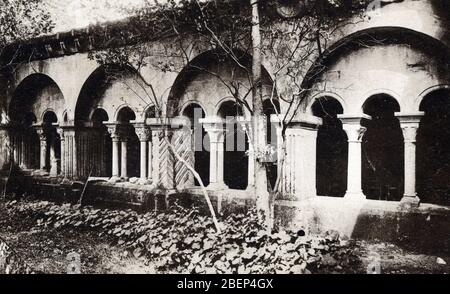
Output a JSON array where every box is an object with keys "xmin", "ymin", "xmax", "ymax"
[
  {"xmin": 200, "ymin": 116, "xmax": 228, "ymax": 190},
  {"xmin": 338, "ymin": 114, "xmax": 371, "ymax": 200},
  {"xmin": 135, "ymin": 125, "xmax": 152, "ymax": 185},
  {"xmin": 121, "ymin": 137, "xmax": 128, "ymax": 180},
  {"xmin": 49, "ymin": 136, "xmax": 58, "ymax": 177},
  {"xmin": 107, "ymin": 124, "xmax": 121, "ymax": 181},
  {"xmin": 57, "ymin": 128, "xmax": 65, "ymax": 178},
  {"xmin": 395, "ymin": 112, "xmax": 424, "ymax": 207},
  {"xmin": 35, "ymin": 127, "xmax": 48, "ymax": 172}
]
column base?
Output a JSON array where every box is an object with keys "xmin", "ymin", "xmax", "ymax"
[
  {"xmin": 34, "ymin": 169, "xmax": 49, "ymax": 176},
  {"xmin": 344, "ymin": 191, "xmax": 366, "ymax": 201},
  {"xmin": 400, "ymin": 195, "xmax": 420, "ymax": 209},
  {"xmin": 61, "ymin": 177, "xmax": 72, "ymax": 184},
  {"xmin": 108, "ymin": 176, "xmax": 122, "ymax": 184},
  {"xmin": 138, "ymin": 178, "xmax": 151, "ymax": 185},
  {"xmin": 207, "ymin": 183, "xmax": 229, "ymax": 190}
]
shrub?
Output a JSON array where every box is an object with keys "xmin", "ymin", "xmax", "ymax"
[{"xmin": 4, "ymin": 199, "xmax": 361, "ymax": 274}]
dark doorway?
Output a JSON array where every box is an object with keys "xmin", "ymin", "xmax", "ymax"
[
  {"xmin": 362, "ymin": 94, "xmax": 404, "ymax": 201},
  {"xmin": 182, "ymin": 104, "xmax": 210, "ymax": 186},
  {"xmin": 312, "ymin": 98, "xmax": 347, "ymax": 197},
  {"xmin": 417, "ymin": 89, "xmax": 450, "ymax": 205},
  {"xmin": 218, "ymin": 101, "xmax": 248, "ymax": 190},
  {"xmin": 92, "ymin": 108, "xmax": 112, "ymax": 177},
  {"xmin": 117, "ymin": 107, "xmax": 140, "ymax": 178}
]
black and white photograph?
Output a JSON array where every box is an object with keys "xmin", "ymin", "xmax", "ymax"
[{"xmin": 1, "ymin": 0, "xmax": 450, "ymax": 283}]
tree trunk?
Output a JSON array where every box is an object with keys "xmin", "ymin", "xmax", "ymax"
[{"xmin": 250, "ymin": 0, "xmax": 271, "ymax": 229}]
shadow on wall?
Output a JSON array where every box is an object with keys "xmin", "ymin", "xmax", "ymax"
[{"xmin": 274, "ymin": 198, "xmax": 450, "ymax": 255}]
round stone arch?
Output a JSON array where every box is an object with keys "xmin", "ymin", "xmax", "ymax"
[
  {"xmin": 301, "ymin": 27, "xmax": 450, "ymax": 98},
  {"xmin": 166, "ymin": 49, "xmax": 275, "ymax": 118},
  {"xmin": 113, "ymin": 104, "xmax": 140, "ymax": 123},
  {"xmin": 306, "ymin": 92, "xmax": 348, "ymax": 116},
  {"xmin": 180, "ymin": 100, "xmax": 208, "ymax": 118},
  {"xmin": 360, "ymin": 89, "xmax": 403, "ymax": 114},
  {"xmin": 9, "ymin": 73, "xmax": 66, "ymax": 125},
  {"xmin": 415, "ymin": 85, "xmax": 450, "ymax": 112},
  {"xmin": 40, "ymin": 108, "xmax": 59, "ymax": 124},
  {"xmin": 75, "ymin": 64, "xmax": 149, "ymax": 124},
  {"xmin": 214, "ymin": 97, "xmax": 251, "ymax": 118}
]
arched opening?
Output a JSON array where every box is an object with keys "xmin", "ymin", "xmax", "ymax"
[
  {"xmin": 218, "ymin": 100, "xmax": 248, "ymax": 190},
  {"xmin": 145, "ymin": 105, "xmax": 159, "ymax": 119},
  {"xmin": 417, "ymin": 89, "xmax": 450, "ymax": 205},
  {"xmin": 263, "ymin": 99, "xmax": 281, "ymax": 189},
  {"xmin": 312, "ymin": 97, "xmax": 347, "ymax": 197},
  {"xmin": 42, "ymin": 111, "xmax": 61, "ymax": 175},
  {"xmin": 362, "ymin": 94, "xmax": 404, "ymax": 201},
  {"xmin": 182, "ymin": 103, "xmax": 210, "ymax": 187},
  {"xmin": 117, "ymin": 107, "xmax": 140, "ymax": 179},
  {"xmin": 91, "ymin": 108, "xmax": 112, "ymax": 177},
  {"xmin": 20, "ymin": 112, "xmax": 40, "ymax": 170},
  {"xmin": 9, "ymin": 74, "xmax": 64, "ymax": 173}
]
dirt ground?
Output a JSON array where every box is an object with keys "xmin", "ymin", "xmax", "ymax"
[
  {"xmin": 355, "ymin": 240, "xmax": 450, "ymax": 274},
  {"xmin": 1, "ymin": 201, "xmax": 449, "ymax": 274}
]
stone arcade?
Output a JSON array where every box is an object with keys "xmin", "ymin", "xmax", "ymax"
[{"xmin": 1, "ymin": 0, "xmax": 450, "ymax": 244}]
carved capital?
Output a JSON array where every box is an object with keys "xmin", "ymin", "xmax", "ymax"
[
  {"xmin": 56, "ymin": 128, "xmax": 65, "ymax": 141},
  {"xmin": 342, "ymin": 124, "xmax": 367, "ymax": 143},
  {"xmin": 135, "ymin": 127, "xmax": 151, "ymax": 142},
  {"xmin": 395, "ymin": 112, "xmax": 423, "ymax": 144},
  {"xmin": 107, "ymin": 125, "xmax": 120, "ymax": 141},
  {"xmin": 401, "ymin": 124, "xmax": 419, "ymax": 143},
  {"xmin": 339, "ymin": 114, "xmax": 371, "ymax": 143},
  {"xmin": 35, "ymin": 128, "xmax": 47, "ymax": 142}
]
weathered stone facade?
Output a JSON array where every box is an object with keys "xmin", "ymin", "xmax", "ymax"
[{"xmin": 1, "ymin": 0, "xmax": 450, "ymax": 235}]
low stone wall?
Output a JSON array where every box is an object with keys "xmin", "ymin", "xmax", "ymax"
[
  {"xmin": 275, "ymin": 197, "xmax": 450, "ymax": 254},
  {"xmin": 3, "ymin": 175, "xmax": 450, "ymax": 254},
  {"xmin": 0, "ymin": 175, "xmax": 255, "ymax": 215}
]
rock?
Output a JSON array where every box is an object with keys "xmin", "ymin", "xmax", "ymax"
[
  {"xmin": 322, "ymin": 254, "xmax": 338, "ymax": 266},
  {"xmin": 129, "ymin": 177, "xmax": 139, "ymax": 184},
  {"xmin": 436, "ymin": 257, "xmax": 447, "ymax": 265},
  {"xmin": 325, "ymin": 230, "xmax": 340, "ymax": 242},
  {"xmin": 108, "ymin": 178, "xmax": 119, "ymax": 184}
]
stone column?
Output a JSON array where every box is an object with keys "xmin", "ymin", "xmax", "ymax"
[
  {"xmin": 135, "ymin": 125, "xmax": 151, "ymax": 185},
  {"xmin": 35, "ymin": 127, "xmax": 48, "ymax": 171},
  {"xmin": 0, "ymin": 125, "xmax": 11, "ymax": 170},
  {"xmin": 49, "ymin": 136, "xmax": 58, "ymax": 177},
  {"xmin": 120, "ymin": 137, "xmax": 128, "ymax": 180},
  {"xmin": 200, "ymin": 116, "xmax": 228, "ymax": 190},
  {"xmin": 395, "ymin": 112, "xmax": 424, "ymax": 207},
  {"xmin": 57, "ymin": 128, "xmax": 65, "ymax": 178},
  {"xmin": 148, "ymin": 139, "xmax": 153, "ymax": 182},
  {"xmin": 107, "ymin": 125, "xmax": 121, "ymax": 181},
  {"xmin": 283, "ymin": 115, "xmax": 322, "ymax": 200},
  {"xmin": 338, "ymin": 114, "xmax": 371, "ymax": 200}
]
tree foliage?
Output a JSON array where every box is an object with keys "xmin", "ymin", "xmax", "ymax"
[{"xmin": 0, "ymin": 0, "xmax": 54, "ymax": 68}]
